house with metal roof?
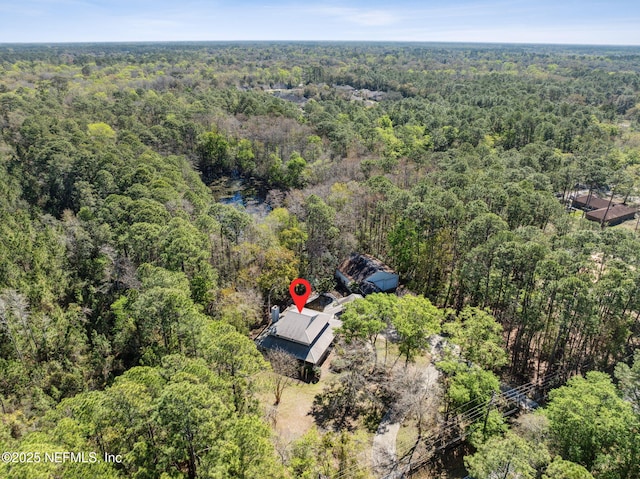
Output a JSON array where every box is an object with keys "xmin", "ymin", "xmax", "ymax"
[
  {"xmin": 336, "ymin": 253, "xmax": 399, "ymax": 294},
  {"xmin": 257, "ymin": 307, "xmax": 341, "ymax": 366},
  {"xmin": 256, "ymin": 293, "xmax": 363, "ymax": 368}
]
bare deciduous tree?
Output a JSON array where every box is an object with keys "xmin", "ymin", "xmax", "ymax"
[
  {"xmin": 267, "ymin": 347, "xmax": 299, "ymax": 406},
  {"xmin": 387, "ymin": 364, "xmax": 441, "ymax": 437}
]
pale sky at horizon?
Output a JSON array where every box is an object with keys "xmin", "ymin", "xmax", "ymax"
[{"xmin": 0, "ymin": 0, "xmax": 639, "ymax": 46}]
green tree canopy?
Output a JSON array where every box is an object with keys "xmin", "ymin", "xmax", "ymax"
[{"xmin": 544, "ymin": 371, "xmax": 638, "ymax": 476}]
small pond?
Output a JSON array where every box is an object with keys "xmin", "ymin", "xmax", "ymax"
[{"xmin": 209, "ymin": 176, "xmax": 271, "ymax": 218}]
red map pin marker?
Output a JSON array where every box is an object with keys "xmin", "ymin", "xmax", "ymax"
[{"xmin": 289, "ymin": 278, "xmax": 311, "ymax": 313}]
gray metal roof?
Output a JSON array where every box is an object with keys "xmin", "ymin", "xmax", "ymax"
[
  {"xmin": 257, "ymin": 306, "xmax": 342, "ymax": 365},
  {"xmin": 271, "ymin": 307, "xmax": 332, "ymax": 345}
]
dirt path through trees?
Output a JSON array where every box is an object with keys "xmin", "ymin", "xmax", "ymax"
[{"xmin": 372, "ymin": 361, "xmax": 440, "ymax": 477}]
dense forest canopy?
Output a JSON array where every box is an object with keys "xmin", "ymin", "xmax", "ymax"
[{"xmin": 1, "ymin": 42, "xmax": 640, "ymax": 478}]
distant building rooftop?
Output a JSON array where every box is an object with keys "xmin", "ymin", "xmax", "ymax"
[
  {"xmin": 336, "ymin": 253, "xmax": 399, "ymax": 294},
  {"xmin": 572, "ymin": 195, "xmax": 612, "ymax": 211},
  {"xmin": 585, "ymin": 204, "xmax": 637, "ymax": 225}
]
